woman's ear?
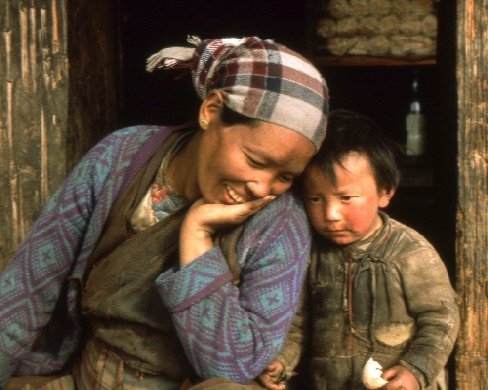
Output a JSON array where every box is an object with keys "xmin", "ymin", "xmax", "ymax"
[
  {"xmin": 199, "ymin": 89, "xmax": 225, "ymax": 127},
  {"xmin": 378, "ymin": 187, "xmax": 396, "ymax": 209}
]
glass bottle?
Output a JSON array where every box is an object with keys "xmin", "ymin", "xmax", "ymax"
[{"xmin": 405, "ymin": 71, "xmax": 426, "ymax": 158}]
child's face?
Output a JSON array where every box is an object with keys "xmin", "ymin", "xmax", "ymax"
[{"xmin": 302, "ymin": 153, "xmax": 393, "ymax": 245}]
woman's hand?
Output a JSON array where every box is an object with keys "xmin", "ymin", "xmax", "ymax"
[
  {"xmin": 258, "ymin": 360, "xmax": 286, "ymax": 390},
  {"xmin": 382, "ymin": 365, "xmax": 420, "ymax": 390},
  {"xmin": 179, "ymin": 196, "xmax": 275, "ymax": 266}
]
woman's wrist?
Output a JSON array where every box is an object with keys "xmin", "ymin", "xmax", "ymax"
[{"xmin": 179, "ymin": 215, "xmax": 214, "ymax": 266}]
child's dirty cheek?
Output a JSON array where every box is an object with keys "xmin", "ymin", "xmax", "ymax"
[{"xmin": 373, "ymin": 321, "xmax": 416, "ymax": 347}]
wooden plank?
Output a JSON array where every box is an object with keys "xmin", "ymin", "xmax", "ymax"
[
  {"xmin": 0, "ymin": 0, "xmax": 69, "ymax": 269},
  {"xmin": 455, "ymin": 0, "xmax": 488, "ymax": 388},
  {"xmin": 66, "ymin": 0, "xmax": 121, "ymax": 171},
  {"xmin": 312, "ymin": 55, "xmax": 437, "ymax": 67},
  {"xmin": 0, "ymin": 0, "xmax": 120, "ymax": 271}
]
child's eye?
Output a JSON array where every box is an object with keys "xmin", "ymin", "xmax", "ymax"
[
  {"xmin": 309, "ymin": 196, "xmax": 322, "ymax": 203},
  {"xmin": 340, "ymin": 196, "xmax": 354, "ymax": 201}
]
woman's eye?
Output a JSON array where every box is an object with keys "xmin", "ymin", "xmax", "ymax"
[
  {"xmin": 247, "ymin": 155, "xmax": 264, "ymax": 168},
  {"xmin": 279, "ymin": 175, "xmax": 294, "ymax": 183},
  {"xmin": 310, "ymin": 196, "xmax": 321, "ymax": 203}
]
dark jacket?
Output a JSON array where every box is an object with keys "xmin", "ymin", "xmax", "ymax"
[{"xmin": 277, "ymin": 212, "xmax": 459, "ymax": 389}]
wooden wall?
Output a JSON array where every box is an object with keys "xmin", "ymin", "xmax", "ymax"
[
  {"xmin": 0, "ymin": 0, "xmax": 120, "ymax": 270},
  {"xmin": 455, "ymin": 0, "xmax": 488, "ymax": 388}
]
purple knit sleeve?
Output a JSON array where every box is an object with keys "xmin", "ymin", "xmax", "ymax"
[
  {"xmin": 156, "ymin": 191, "xmax": 311, "ymax": 383},
  {"xmin": 0, "ymin": 125, "xmax": 172, "ymax": 383}
]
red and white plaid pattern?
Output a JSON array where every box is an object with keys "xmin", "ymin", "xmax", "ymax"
[{"xmin": 149, "ymin": 37, "xmax": 329, "ymax": 149}]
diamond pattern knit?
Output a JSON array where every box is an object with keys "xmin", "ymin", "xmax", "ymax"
[{"xmin": 0, "ymin": 125, "xmax": 311, "ymax": 386}]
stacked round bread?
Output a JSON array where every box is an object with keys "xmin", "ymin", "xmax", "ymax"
[{"xmin": 317, "ymin": 0, "xmax": 437, "ymax": 56}]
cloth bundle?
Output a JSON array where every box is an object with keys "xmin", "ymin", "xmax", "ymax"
[{"xmin": 316, "ymin": 0, "xmax": 438, "ymax": 56}]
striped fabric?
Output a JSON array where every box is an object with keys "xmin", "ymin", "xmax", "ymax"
[
  {"xmin": 73, "ymin": 338, "xmax": 181, "ymax": 390},
  {"xmin": 4, "ymin": 375, "xmax": 75, "ymax": 390},
  {"xmin": 188, "ymin": 378, "xmax": 265, "ymax": 389}
]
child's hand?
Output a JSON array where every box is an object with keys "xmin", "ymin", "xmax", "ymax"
[
  {"xmin": 382, "ymin": 365, "xmax": 420, "ymax": 390},
  {"xmin": 257, "ymin": 360, "xmax": 286, "ymax": 390},
  {"xmin": 180, "ymin": 196, "xmax": 275, "ymax": 266}
]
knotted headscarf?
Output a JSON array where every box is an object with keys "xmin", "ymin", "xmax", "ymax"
[{"xmin": 147, "ymin": 36, "xmax": 329, "ymax": 149}]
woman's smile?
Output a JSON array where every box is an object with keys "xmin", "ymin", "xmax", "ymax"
[{"xmin": 226, "ymin": 185, "xmax": 246, "ymax": 204}]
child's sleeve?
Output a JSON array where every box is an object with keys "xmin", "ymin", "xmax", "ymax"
[
  {"xmin": 398, "ymin": 243, "xmax": 459, "ymax": 386},
  {"xmin": 274, "ymin": 283, "xmax": 310, "ymax": 380}
]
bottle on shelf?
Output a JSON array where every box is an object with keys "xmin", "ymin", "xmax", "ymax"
[{"xmin": 405, "ymin": 70, "xmax": 426, "ymax": 162}]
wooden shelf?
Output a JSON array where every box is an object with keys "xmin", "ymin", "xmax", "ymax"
[{"xmin": 312, "ymin": 55, "xmax": 437, "ymax": 67}]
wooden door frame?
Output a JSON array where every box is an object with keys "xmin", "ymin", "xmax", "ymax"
[
  {"xmin": 455, "ymin": 0, "xmax": 488, "ymax": 388},
  {"xmin": 0, "ymin": 0, "xmax": 120, "ymax": 267}
]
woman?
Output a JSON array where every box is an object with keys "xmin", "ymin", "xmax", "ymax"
[{"xmin": 0, "ymin": 36, "xmax": 329, "ymax": 389}]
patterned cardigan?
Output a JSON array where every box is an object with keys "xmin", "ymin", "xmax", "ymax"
[{"xmin": 0, "ymin": 125, "xmax": 312, "ymax": 387}]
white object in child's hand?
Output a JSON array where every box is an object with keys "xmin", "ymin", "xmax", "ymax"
[{"xmin": 362, "ymin": 357, "xmax": 389, "ymax": 389}]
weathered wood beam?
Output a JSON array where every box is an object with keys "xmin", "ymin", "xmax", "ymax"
[
  {"xmin": 455, "ymin": 0, "xmax": 488, "ymax": 388},
  {"xmin": 0, "ymin": 0, "xmax": 120, "ymax": 270}
]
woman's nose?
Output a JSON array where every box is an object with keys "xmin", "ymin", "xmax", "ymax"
[
  {"xmin": 246, "ymin": 175, "xmax": 289, "ymax": 198},
  {"xmin": 246, "ymin": 179, "xmax": 274, "ymax": 198}
]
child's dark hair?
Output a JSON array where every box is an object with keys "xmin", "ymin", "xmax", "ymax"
[{"xmin": 316, "ymin": 109, "xmax": 402, "ymax": 193}]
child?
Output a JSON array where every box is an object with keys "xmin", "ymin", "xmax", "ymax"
[{"xmin": 259, "ymin": 110, "xmax": 459, "ymax": 390}]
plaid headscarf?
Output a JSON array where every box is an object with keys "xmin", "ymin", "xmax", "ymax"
[{"xmin": 147, "ymin": 36, "xmax": 329, "ymax": 149}]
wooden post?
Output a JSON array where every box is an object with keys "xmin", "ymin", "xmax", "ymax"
[
  {"xmin": 455, "ymin": 1, "xmax": 488, "ymax": 388},
  {"xmin": 0, "ymin": 0, "xmax": 120, "ymax": 270}
]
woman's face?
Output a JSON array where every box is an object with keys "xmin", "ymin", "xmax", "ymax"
[{"xmin": 197, "ymin": 119, "xmax": 316, "ymax": 205}]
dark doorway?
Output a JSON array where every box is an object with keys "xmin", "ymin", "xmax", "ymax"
[{"xmin": 118, "ymin": 0, "xmax": 309, "ymax": 127}]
